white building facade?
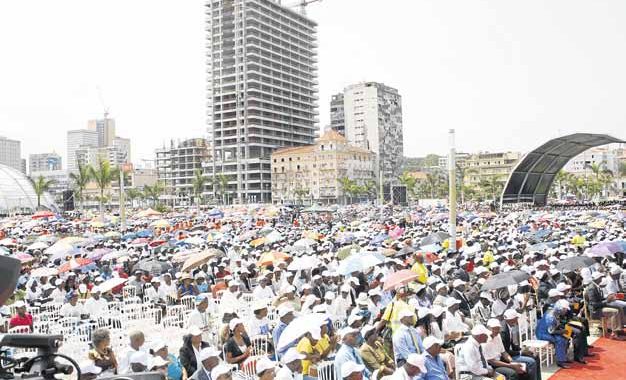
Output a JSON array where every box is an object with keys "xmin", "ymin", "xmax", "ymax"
[{"xmin": 0, "ymin": 137, "xmax": 22, "ymax": 172}]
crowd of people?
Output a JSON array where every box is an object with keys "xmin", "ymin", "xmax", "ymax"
[{"xmin": 1, "ymin": 203, "xmax": 625, "ymax": 380}]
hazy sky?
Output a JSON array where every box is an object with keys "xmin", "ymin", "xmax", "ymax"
[{"xmin": 1, "ymin": 0, "xmax": 625, "ymax": 166}]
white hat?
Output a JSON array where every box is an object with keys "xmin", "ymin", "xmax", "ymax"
[
  {"xmin": 151, "ymin": 277, "xmax": 161, "ymax": 283},
  {"xmin": 471, "ymin": 324, "xmax": 491, "ymax": 336},
  {"xmin": 361, "ymin": 325, "xmax": 376, "ymax": 339},
  {"xmin": 479, "ymin": 292, "xmax": 493, "ymax": 301},
  {"xmin": 278, "ymin": 305, "xmax": 294, "ymax": 318},
  {"xmin": 211, "ymin": 364, "xmax": 232, "ymax": 380},
  {"xmin": 487, "ymin": 318, "xmax": 501, "ymax": 328},
  {"xmin": 341, "ymin": 361, "xmax": 365, "ymax": 378},
  {"xmin": 348, "ymin": 313, "xmax": 364, "ymax": 326},
  {"xmin": 282, "ymin": 348, "xmax": 305, "ymax": 364},
  {"xmin": 338, "ymin": 327, "xmax": 359, "ymax": 338},
  {"xmin": 610, "ymin": 267, "xmax": 622, "ymax": 275},
  {"xmin": 555, "ymin": 299, "xmax": 570, "ymax": 310},
  {"xmin": 445, "ymin": 298, "xmax": 461, "ymax": 307},
  {"xmin": 198, "ymin": 347, "xmax": 221, "ymax": 361},
  {"xmin": 548, "ymin": 289, "xmax": 563, "ymax": 298},
  {"xmin": 281, "ymin": 285, "xmax": 296, "ymax": 294},
  {"xmin": 149, "ymin": 356, "xmax": 169, "ymax": 369},
  {"xmin": 324, "ymin": 291, "xmax": 336, "ymax": 300},
  {"xmin": 431, "ymin": 305, "xmax": 445, "ymax": 317},
  {"xmin": 130, "ymin": 351, "xmax": 149, "ymax": 366},
  {"xmin": 503, "ymin": 309, "xmax": 519, "ymax": 320},
  {"xmin": 435, "ymin": 283, "xmax": 447, "ymax": 292},
  {"xmin": 309, "ymin": 327, "xmax": 321, "ymax": 340},
  {"xmin": 556, "ymin": 283, "xmax": 571, "ymax": 292},
  {"xmin": 255, "ymin": 357, "xmax": 276, "ymax": 375},
  {"xmin": 13, "ymin": 300, "xmax": 26, "ymax": 308},
  {"xmin": 422, "ymin": 336, "xmax": 443, "ymax": 350},
  {"xmin": 55, "ymin": 279, "xmax": 64, "ymax": 286},
  {"xmin": 406, "ymin": 354, "xmax": 427, "ymax": 373},
  {"xmin": 151, "ymin": 340, "xmax": 167, "ymax": 352},
  {"xmin": 78, "ymin": 284, "xmax": 87, "ymax": 293},
  {"xmin": 229, "ymin": 318, "xmax": 244, "ymax": 331},
  {"xmin": 187, "ymin": 326, "xmax": 203, "ymax": 336},
  {"xmin": 398, "ymin": 309, "xmax": 415, "ymax": 320},
  {"xmin": 452, "ymin": 279, "xmax": 466, "ymax": 288}
]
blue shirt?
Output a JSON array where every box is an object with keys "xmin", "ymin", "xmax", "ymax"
[
  {"xmin": 421, "ymin": 352, "xmax": 447, "ymax": 380},
  {"xmin": 166, "ymin": 353, "xmax": 183, "ymax": 380},
  {"xmin": 392, "ymin": 325, "xmax": 424, "ymax": 362},
  {"xmin": 334, "ymin": 344, "xmax": 371, "ymax": 380},
  {"xmin": 535, "ymin": 310, "xmax": 558, "ymax": 340},
  {"xmin": 273, "ymin": 321, "xmax": 295, "ymax": 356}
]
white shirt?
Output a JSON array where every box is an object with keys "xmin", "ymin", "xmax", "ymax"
[
  {"xmin": 187, "ymin": 308, "xmax": 208, "ymax": 330},
  {"xmin": 160, "ymin": 281, "xmax": 177, "ymax": 299},
  {"xmin": 119, "ymin": 346, "xmax": 143, "ymax": 374},
  {"xmin": 442, "ymin": 310, "xmax": 469, "ymax": 334},
  {"xmin": 83, "ymin": 297, "xmax": 108, "ymax": 318},
  {"xmin": 481, "ymin": 334, "xmax": 506, "ymax": 361},
  {"xmin": 51, "ymin": 288, "xmax": 65, "ymax": 304},
  {"xmin": 457, "ymin": 337, "xmax": 491, "ymax": 376},
  {"xmin": 246, "ymin": 316, "xmax": 270, "ymax": 336},
  {"xmin": 252, "ymin": 285, "xmax": 275, "ymax": 300},
  {"xmin": 381, "ymin": 367, "xmax": 412, "ymax": 380},
  {"xmin": 59, "ymin": 303, "xmax": 83, "ymax": 318},
  {"xmin": 330, "ymin": 296, "xmax": 351, "ymax": 319}
]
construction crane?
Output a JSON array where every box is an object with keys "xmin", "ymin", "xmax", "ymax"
[
  {"xmin": 282, "ymin": 0, "xmax": 321, "ymax": 16},
  {"xmin": 96, "ymin": 85, "xmax": 110, "ymax": 119}
]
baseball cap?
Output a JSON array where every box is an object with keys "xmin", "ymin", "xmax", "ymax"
[
  {"xmin": 282, "ymin": 348, "xmax": 305, "ymax": 364},
  {"xmin": 487, "ymin": 318, "xmax": 501, "ymax": 328},
  {"xmin": 341, "ymin": 361, "xmax": 365, "ymax": 378},
  {"xmin": 452, "ymin": 279, "xmax": 466, "ymax": 287},
  {"xmin": 471, "ymin": 324, "xmax": 491, "ymax": 336},
  {"xmin": 211, "ymin": 364, "xmax": 232, "ymax": 380},
  {"xmin": 406, "ymin": 354, "xmax": 427, "ymax": 373},
  {"xmin": 198, "ymin": 347, "xmax": 221, "ymax": 361},
  {"xmin": 255, "ymin": 357, "xmax": 276, "ymax": 375},
  {"xmin": 229, "ymin": 318, "xmax": 244, "ymax": 331},
  {"xmin": 187, "ymin": 326, "xmax": 203, "ymax": 336},
  {"xmin": 445, "ymin": 298, "xmax": 461, "ymax": 307},
  {"xmin": 503, "ymin": 309, "xmax": 519, "ymax": 320},
  {"xmin": 422, "ymin": 336, "xmax": 443, "ymax": 350},
  {"xmin": 398, "ymin": 309, "xmax": 415, "ymax": 320},
  {"xmin": 338, "ymin": 327, "xmax": 359, "ymax": 338},
  {"xmin": 278, "ymin": 305, "xmax": 294, "ymax": 318},
  {"xmin": 548, "ymin": 289, "xmax": 563, "ymax": 298}
]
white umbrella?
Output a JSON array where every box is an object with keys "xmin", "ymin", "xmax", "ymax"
[
  {"xmin": 337, "ymin": 252, "xmax": 384, "ymax": 275},
  {"xmin": 45, "ymin": 241, "xmax": 73, "ymax": 256},
  {"xmin": 265, "ymin": 230, "xmax": 284, "ymax": 244},
  {"xmin": 0, "ymin": 238, "xmax": 16, "ymax": 246},
  {"xmin": 287, "ymin": 255, "xmax": 321, "ymax": 271},
  {"xmin": 184, "ymin": 236, "xmax": 206, "ymax": 246},
  {"xmin": 30, "ymin": 267, "xmax": 59, "ymax": 277},
  {"xmin": 98, "ymin": 277, "xmax": 128, "ymax": 293},
  {"xmin": 277, "ymin": 313, "xmax": 327, "ymax": 350},
  {"xmin": 27, "ymin": 242, "xmax": 49, "ymax": 251},
  {"xmin": 293, "ymin": 238, "xmax": 316, "ymax": 248}
]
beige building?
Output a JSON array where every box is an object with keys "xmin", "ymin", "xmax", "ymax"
[
  {"xmin": 464, "ymin": 151, "xmax": 521, "ymax": 185},
  {"xmin": 271, "ymin": 130, "xmax": 375, "ymax": 204}
]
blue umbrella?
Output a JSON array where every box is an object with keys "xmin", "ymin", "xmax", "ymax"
[
  {"xmin": 587, "ymin": 242, "xmax": 621, "ymax": 258},
  {"xmin": 122, "ymin": 232, "xmax": 137, "ymax": 240},
  {"xmin": 208, "ymin": 209, "xmax": 224, "ymax": 218},
  {"xmin": 337, "ymin": 252, "xmax": 384, "ymax": 275},
  {"xmin": 136, "ymin": 229, "xmax": 153, "ymax": 238},
  {"xmin": 371, "ymin": 233, "xmax": 388, "ymax": 245}
]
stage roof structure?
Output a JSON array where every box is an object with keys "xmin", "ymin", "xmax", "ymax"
[{"xmin": 501, "ymin": 133, "xmax": 624, "ymax": 206}]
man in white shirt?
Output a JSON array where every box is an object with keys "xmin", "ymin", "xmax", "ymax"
[
  {"xmin": 482, "ymin": 319, "xmax": 525, "ymax": 380},
  {"xmin": 83, "ymin": 287, "xmax": 108, "ymax": 320},
  {"xmin": 59, "ymin": 292, "xmax": 83, "ymax": 319},
  {"xmin": 331, "ymin": 285, "xmax": 353, "ymax": 320},
  {"xmin": 456, "ymin": 324, "xmax": 495, "ymax": 379},
  {"xmin": 220, "ymin": 281, "xmax": 242, "ymax": 307},
  {"xmin": 118, "ymin": 330, "xmax": 145, "ymax": 374},
  {"xmin": 442, "ymin": 298, "xmax": 469, "ymax": 339},
  {"xmin": 159, "ymin": 274, "xmax": 177, "ymax": 302},
  {"xmin": 252, "ymin": 276, "xmax": 275, "ymax": 300},
  {"xmin": 50, "ymin": 279, "xmax": 65, "ymax": 304},
  {"xmin": 187, "ymin": 296, "xmax": 209, "ymax": 332},
  {"xmin": 189, "ymin": 347, "xmax": 221, "ymax": 380}
]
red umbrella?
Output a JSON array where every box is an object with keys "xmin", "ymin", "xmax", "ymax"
[
  {"xmin": 149, "ymin": 239, "xmax": 167, "ymax": 248},
  {"xmin": 58, "ymin": 258, "xmax": 93, "ymax": 273},
  {"xmin": 383, "ymin": 269, "xmax": 419, "ymax": 291},
  {"xmin": 130, "ymin": 238, "xmax": 150, "ymax": 245},
  {"xmin": 32, "ymin": 210, "xmax": 54, "ymax": 219}
]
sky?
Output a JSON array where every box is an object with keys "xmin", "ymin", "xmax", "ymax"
[{"xmin": 1, "ymin": 0, "xmax": 625, "ymax": 166}]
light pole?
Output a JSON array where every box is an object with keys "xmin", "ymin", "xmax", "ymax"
[{"xmin": 448, "ymin": 129, "xmax": 457, "ymax": 252}]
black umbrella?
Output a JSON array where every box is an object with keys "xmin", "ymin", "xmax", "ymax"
[
  {"xmin": 420, "ymin": 232, "xmax": 451, "ymax": 246},
  {"xmin": 555, "ymin": 256, "xmax": 595, "ymax": 272},
  {"xmin": 481, "ymin": 270, "xmax": 530, "ymax": 291}
]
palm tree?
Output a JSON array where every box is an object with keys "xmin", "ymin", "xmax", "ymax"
[
  {"xmin": 338, "ymin": 177, "xmax": 357, "ymax": 204},
  {"xmin": 126, "ymin": 188, "xmax": 144, "ymax": 208},
  {"xmin": 143, "ymin": 181, "xmax": 165, "ymax": 207},
  {"xmin": 425, "ymin": 172, "xmax": 440, "ymax": 198},
  {"xmin": 191, "ymin": 169, "xmax": 208, "ymax": 208},
  {"xmin": 30, "ymin": 176, "xmax": 56, "ymax": 209},
  {"xmin": 478, "ymin": 175, "xmax": 504, "ymax": 201},
  {"xmin": 69, "ymin": 163, "xmax": 91, "ymax": 211},
  {"xmin": 210, "ymin": 174, "xmax": 229, "ymax": 205},
  {"xmin": 89, "ymin": 160, "xmax": 118, "ymax": 219},
  {"xmin": 459, "ymin": 167, "xmax": 477, "ymax": 204},
  {"xmin": 553, "ymin": 170, "xmax": 571, "ymax": 200}
]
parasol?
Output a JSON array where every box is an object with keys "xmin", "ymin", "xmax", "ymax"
[
  {"xmin": 181, "ymin": 249, "xmax": 222, "ymax": 272},
  {"xmin": 481, "ymin": 270, "xmax": 530, "ymax": 291},
  {"xmin": 98, "ymin": 277, "xmax": 128, "ymax": 293},
  {"xmin": 556, "ymin": 256, "xmax": 595, "ymax": 272},
  {"xmin": 58, "ymin": 258, "xmax": 93, "ymax": 273},
  {"xmin": 383, "ymin": 269, "xmax": 419, "ymax": 291}
]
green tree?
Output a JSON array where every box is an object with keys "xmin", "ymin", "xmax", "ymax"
[
  {"xmin": 210, "ymin": 174, "xmax": 229, "ymax": 205},
  {"xmin": 398, "ymin": 172, "xmax": 417, "ymax": 200},
  {"xmin": 88, "ymin": 160, "xmax": 118, "ymax": 218},
  {"xmin": 293, "ymin": 186, "xmax": 310, "ymax": 204},
  {"xmin": 424, "ymin": 171, "xmax": 442, "ymax": 198},
  {"xmin": 126, "ymin": 188, "xmax": 144, "ymax": 208},
  {"xmin": 143, "ymin": 181, "xmax": 165, "ymax": 206},
  {"xmin": 478, "ymin": 175, "xmax": 504, "ymax": 201},
  {"xmin": 423, "ymin": 154, "xmax": 440, "ymax": 168},
  {"xmin": 30, "ymin": 176, "xmax": 56, "ymax": 209},
  {"xmin": 69, "ymin": 163, "xmax": 91, "ymax": 211},
  {"xmin": 191, "ymin": 169, "xmax": 208, "ymax": 207},
  {"xmin": 338, "ymin": 177, "xmax": 358, "ymax": 204}
]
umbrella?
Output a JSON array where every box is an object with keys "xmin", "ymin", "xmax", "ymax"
[
  {"xmin": 15, "ymin": 252, "xmax": 34, "ymax": 263},
  {"xmin": 27, "ymin": 242, "xmax": 49, "ymax": 251},
  {"xmin": 104, "ymin": 231, "xmax": 121, "ymax": 240},
  {"xmin": 150, "ymin": 219, "xmax": 171, "ymax": 228},
  {"xmin": 135, "ymin": 260, "xmax": 173, "ymax": 275},
  {"xmin": 0, "ymin": 238, "xmax": 16, "ymax": 246},
  {"xmin": 98, "ymin": 277, "xmax": 128, "ymax": 293},
  {"xmin": 383, "ymin": 269, "xmax": 419, "ymax": 291},
  {"xmin": 420, "ymin": 244, "xmax": 441, "ymax": 253},
  {"xmin": 420, "ymin": 232, "xmax": 451, "ymax": 246},
  {"xmin": 265, "ymin": 230, "xmax": 283, "ymax": 244},
  {"xmin": 87, "ymin": 248, "xmax": 113, "ymax": 261},
  {"xmin": 337, "ymin": 252, "xmax": 384, "ymax": 275},
  {"xmin": 287, "ymin": 255, "xmax": 321, "ymax": 271},
  {"xmin": 30, "ymin": 267, "xmax": 59, "ymax": 277},
  {"xmin": 184, "ymin": 236, "xmax": 206, "ymax": 246},
  {"xmin": 136, "ymin": 229, "xmax": 153, "ymax": 238},
  {"xmin": 277, "ymin": 313, "xmax": 327, "ymax": 350},
  {"xmin": 207, "ymin": 209, "xmax": 224, "ymax": 218},
  {"xmin": 337, "ymin": 244, "xmax": 360, "ymax": 260},
  {"xmin": 293, "ymin": 238, "xmax": 316, "ymax": 248},
  {"xmin": 58, "ymin": 258, "xmax": 93, "ymax": 273},
  {"xmin": 556, "ymin": 256, "xmax": 595, "ymax": 272},
  {"xmin": 586, "ymin": 242, "xmax": 622, "ymax": 258},
  {"xmin": 32, "ymin": 210, "xmax": 55, "ymax": 219},
  {"xmin": 181, "ymin": 249, "xmax": 222, "ymax": 272},
  {"xmin": 481, "ymin": 270, "xmax": 530, "ymax": 291},
  {"xmin": 130, "ymin": 238, "xmax": 150, "ymax": 246},
  {"xmin": 257, "ymin": 251, "xmax": 289, "ymax": 266},
  {"xmin": 528, "ymin": 243, "xmax": 551, "ymax": 252},
  {"xmin": 250, "ymin": 237, "xmax": 266, "ymax": 247}
]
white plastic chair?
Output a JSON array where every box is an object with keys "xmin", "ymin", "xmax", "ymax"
[
  {"xmin": 181, "ymin": 295, "xmax": 196, "ymax": 310},
  {"xmin": 317, "ymin": 360, "xmax": 335, "ymax": 380},
  {"xmin": 519, "ymin": 311, "xmax": 554, "ymax": 369}
]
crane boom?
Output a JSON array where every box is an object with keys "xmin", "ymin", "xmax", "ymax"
[{"xmin": 282, "ymin": 0, "xmax": 321, "ymax": 16}]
